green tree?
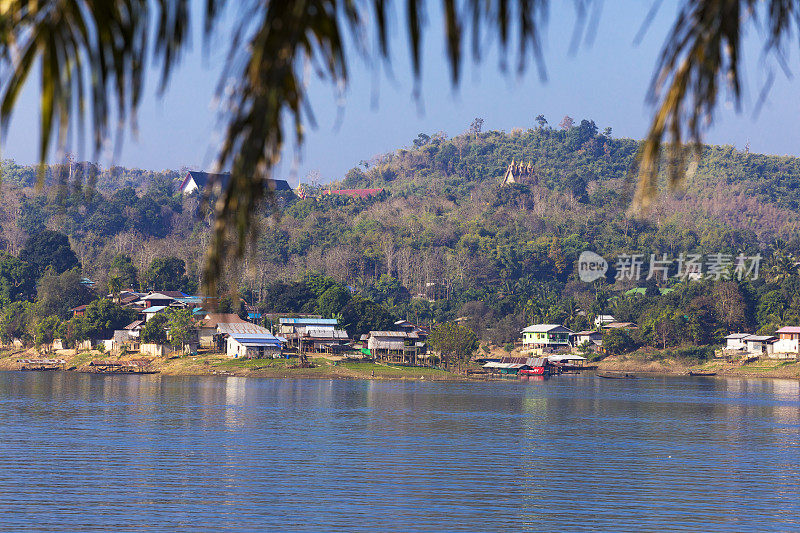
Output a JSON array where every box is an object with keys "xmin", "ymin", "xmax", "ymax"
[
  {"xmin": 0, "ymin": 253, "xmax": 37, "ymax": 305},
  {"xmin": 0, "ymin": 301, "xmax": 31, "ymax": 344},
  {"xmin": 108, "ymin": 254, "xmax": 138, "ymax": 291},
  {"xmin": 19, "ymin": 230, "xmax": 79, "ymax": 278},
  {"xmin": 428, "ymin": 322, "xmax": 478, "ymax": 369},
  {"xmin": 603, "ymin": 328, "xmax": 636, "ymax": 355},
  {"xmin": 340, "ymin": 296, "xmax": 394, "ymax": 339},
  {"xmin": 2, "ymin": 1, "xmax": 768, "ymax": 288},
  {"xmin": 34, "ymin": 315, "xmax": 61, "ymax": 351},
  {"xmin": 166, "ymin": 308, "xmax": 195, "ymax": 352},
  {"xmin": 81, "ymin": 299, "xmax": 136, "ymax": 340},
  {"xmin": 142, "ymin": 257, "xmax": 188, "ymax": 292},
  {"xmin": 140, "ymin": 314, "xmax": 169, "ymax": 344},
  {"xmin": 35, "ymin": 268, "xmax": 93, "ymax": 320},
  {"xmin": 317, "ymin": 285, "xmax": 351, "ymax": 318}
]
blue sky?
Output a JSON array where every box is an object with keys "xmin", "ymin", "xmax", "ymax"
[{"xmin": 2, "ymin": 1, "xmax": 799, "ymax": 186}]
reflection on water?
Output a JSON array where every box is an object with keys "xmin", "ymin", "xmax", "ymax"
[{"xmin": 1, "ymin": 372, "xmax": 800, "ymax": 531}]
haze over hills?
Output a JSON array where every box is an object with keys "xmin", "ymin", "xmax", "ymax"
[{"xmin": 3, "ymin": 119, "xmax": 800, "ymax": 347}]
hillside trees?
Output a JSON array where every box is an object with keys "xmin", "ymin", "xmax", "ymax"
[
  {"xmin": 35, "ymin": 268, "xmax": 93, "ymax": 320},
  {"xmin": 20, "ymin": 230, "xmax": 79, "ymax": 277}
]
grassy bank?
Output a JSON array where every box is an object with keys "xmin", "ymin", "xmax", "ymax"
[{"xmin": 0, "ymin": 349, "xmax": 467, "ymax": 381}]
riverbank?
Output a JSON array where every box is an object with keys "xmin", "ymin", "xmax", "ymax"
[
  {"xmin": 597, "ymin": 354, "xmax": 800, "ymax": 379},
  {"xmin": 0, "ymin": 349, "xmax": 470, "ymax": 381},
  {"xmin": 6, "ymin": 348, "xmax": 800, "ymax": 381}
]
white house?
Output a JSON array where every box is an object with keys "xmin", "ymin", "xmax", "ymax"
[
  {"xmin": 744, "ymin": 335, "xmax": 777, "ymax": 356},
  {"xmin": 725, "ymin": 333, "xmax": 751, "ymax": 351},
  {"xmin": 594, "ymin": 315, "xmax": 616, "ymax": 328},
  {"xmin": 570, "ymin": 330, "xmax": 603, "ymax": 349},
  {"xmin": 219, "ymin": 321, "xmax": 282, "ymax": 358},
  {"xmin": 521, "ymin": 324, "xmax": 573, "ymax": 349},
  {"xmin": 774, "ymin": 326, "xmax": 800, "ymax": 355},
  {"xmin": 227, "ymin": 333, "xmax": 282, "ymax": 358}
]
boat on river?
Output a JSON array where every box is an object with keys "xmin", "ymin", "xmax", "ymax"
[
  {"xmin": 597, "ymin": 371, "xmax": 637, "ymax": 379},
  {"xmin": 688, "ymin": 371, "xmax": 717, "ymax": 376}
]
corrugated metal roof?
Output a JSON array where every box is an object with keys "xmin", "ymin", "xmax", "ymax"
[
  {"xmin": 142, "ymin": 305, "xmax": 168, "ymax": 313},
  {"xmin": 369, "ymin": 331, "xmax": 419, "ymax": 338},
  {"xmin": 776, "ymin": 326, "xmax": 800, "ymax": 334},
  {"xmin": 280, "ymin": 318, "xmax": 338, "ymax": 325},
  {"xmin": 229, "ymin": 333, "xmax": 282, "ymax": 346},
  {"xmin": 217, "ymin": 322, "xmax": 272, "ymax": 335},
  {"xmin": 548, "ymin": 354, "xmax": 587, "ymax": 362},
  {"xmin": 746, "ymin": 335, "xmax": 777, "ymax": 342},
  {"xmin": 726, "ymin": 333, "xmax": 751, "ymax": 339},
  {"xmin": 201, "ymin": 313, "xmax": 248, "ymax": 327},
  {"xmin": 521, "ymin": 324, "xmax": 572, "ymax": 333},
  {"xmin": 142, "ymin": 292, "xmax": 185, "ymax": 300}
]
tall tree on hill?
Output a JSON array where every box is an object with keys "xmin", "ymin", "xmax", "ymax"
[
  {"xmin": 142, "ymin": 257, "xmax": 188, "ymax": 292},
  {"xmin": 35, "ymin": 268, "xmax": 93, "ymax": 320},
  {"xmin": 0, "ymin": 252, "xmax": 37, "ymax": 304},
  {"xmin": 108, "ymin": 254, "xmax": 139, "ymax": 292},
  {"xmin": 2, "ymin": 0, "xmax": 799, "ymax": 289},
  {"xmin": 19, "ymin": 230, "xmax": 79, "ymax": 278}
]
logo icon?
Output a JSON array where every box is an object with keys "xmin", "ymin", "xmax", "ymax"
[{"xmin": 578, "ymin": 251, "xmax": 608, "ymax": 282}]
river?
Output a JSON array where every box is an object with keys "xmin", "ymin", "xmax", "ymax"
[{"xmin": 1, "ymin": 372, "xmax": 799, "ymax": 531}]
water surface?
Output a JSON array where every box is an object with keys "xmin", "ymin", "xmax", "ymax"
[{"xmin": 1, "ymin": 372, "xmax": 799, "ymax": 531}]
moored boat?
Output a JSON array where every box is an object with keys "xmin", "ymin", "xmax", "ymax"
[{"xmin": 597, "ymin": 371, "xmax": 636, "ymax": 379}]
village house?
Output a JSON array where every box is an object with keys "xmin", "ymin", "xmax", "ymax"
[
  {"xmin": 70, "ymin": 304, "xmax": 88, "ymax": 318},
  {"xmin": 142, "ymin": 305, "xmax": 169, "ymax": 322},
  {"xmin": 594, "ymin": 315, "xmax": 616, "ymax": 328},
  {"xmin": 297, "ymin": 327, "xmax": 351, "ymax": 353},
  {"xmin": 725, "ymin": 333, "xmax": 751, "ymax": 351},
  {"xmin": 745, "ymin": 335, "xmax": 777, "ymax": 356},
  {"xmin": 197, "ymin": 313, "xmax": 248, "ymax": 347},
  {"xmin": 774, "ymin": 326, "xmax": 800, "ymax": 355},
  {"xmin": 139, "ymin": 291, "xmax": 188, "ymax": 308},
  {"xmin": 178, "ymin": 170, "xmax": 291, "ymax": 195},
  {"xmin": 394, "ymin": 320, "xmax": 429, "ymax": 347},
  {"xmin": 216, "ymin": 322, "xmax": 283, "ymax": 358},
  {"xmin": 365, "ymin": 331, "xmax": 425, "ymax": 364},
  {"xmin": 570, "ymin": 330, "xmax": 603, "ymax": 349},
  {"xmin": 521, "ymin": 324, "xmax": 573, "ymax": 350},
  {"xmin": 278, "ymin": 317, "xmax": 341, "ymax": 351}
]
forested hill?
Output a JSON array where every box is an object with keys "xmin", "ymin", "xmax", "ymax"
[{"xmin": 4, "ymin": 118, "xmax": 800, "ymax": 350}]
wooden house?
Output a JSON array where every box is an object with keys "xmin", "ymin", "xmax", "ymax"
[
  {"xmin": 366, "ymin": 331, "xmax": 423, "ymax": 364},
  {"xmin": 521, "ymin": 324, "xmax": 573, "ymax": 350}
]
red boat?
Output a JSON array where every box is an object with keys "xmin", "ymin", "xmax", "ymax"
[
  {"xmin": 519, "ymin": 358, "xmax": 550, "ymax": 376},
  {"xmin": 519, "ymin": 367, "xmax": 548, "ymax": 376}
]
